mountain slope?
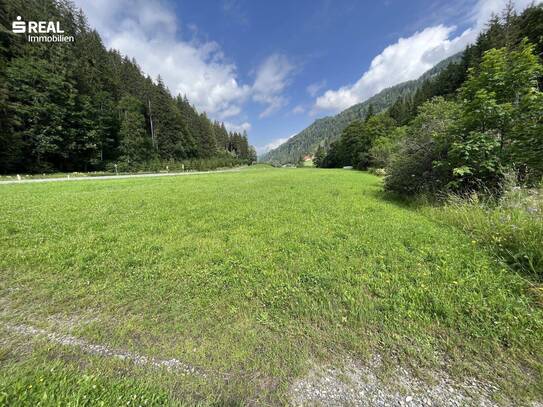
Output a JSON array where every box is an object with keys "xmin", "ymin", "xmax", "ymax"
[{"xmin": 260, "ymin": 53, "xmax": 462, "ymax": 164}]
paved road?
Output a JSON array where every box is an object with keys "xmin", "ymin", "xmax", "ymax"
[{"xmin": 0, "ymin": 168, "xmax": 244, "ymax": 185}]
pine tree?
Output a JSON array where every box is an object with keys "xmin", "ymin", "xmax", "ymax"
[
  {"xmin": 195, "ymin": 113, "xmax": 217, "ymax": 157},
  {"xmin": 313, "ymin": 145, "xmax": 326, "ymax": 167},
  {"xmin": 0, "ymin": 1, "xmax": 19, "ymax": 172},
  {"xmin": 365, "ymin": 103, "xmax": 375, "ymax": 122},
  {"xmin": 118, "ymin": 96, "xmax": 153, "ymax": 164},
  {"xmin": 6, "ymin": 56, "xmax": 79, "ymax": 171}
]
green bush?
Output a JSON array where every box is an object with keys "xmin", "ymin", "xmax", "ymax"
[
  {"xmin": 445, "ymin": 130, "xmax": 505, "ymax": 194},
  {"xmin": 368, "ymin": 126, "xmax": 406, "ymax": 168},
  {"xmin": 319, "ymin": 114, "xmax": 397, "ymax": 169},
  {"xmin": 384, "ymin": 137, "xmax": 445, "ymax": 195},
  {"xmin": 384, "ymin": 97, "xmax": 460, "ymax": 196}
]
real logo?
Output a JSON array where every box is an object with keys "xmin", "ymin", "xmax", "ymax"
[
  {"xmin": 12, "ymin": 16, "xmax": 26, "ymax": 33},
  {"xmin": 12, "ymin": 16, "xmax": 73, "ymax": 43},
  {"xmin": 12, "ymin": 16, "xmax": 65, "ymax": 34}
]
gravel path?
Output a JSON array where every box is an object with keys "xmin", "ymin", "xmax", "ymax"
[
  {"xmin": 289, "ymin": 357, "xmax": 542, "ymax": 407},
  {"xmin": 0, "ymin": 167, "xmax": 243, "ymax": 185},
  {"xmin": 3, "ymin": 307, "xmax": 540, "ymax": 405},
  {"xmin": 6, "ymin": 323, "xmax": 206, "ymax": 377}
]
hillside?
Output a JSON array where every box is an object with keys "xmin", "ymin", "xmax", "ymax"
[
  {"xmin": 0, "ymin": 0, "xmax": 255, "ymax": 174},
  {"xmin": 260, "ymin": 53, "xmax": 462, "ymax": 164}
]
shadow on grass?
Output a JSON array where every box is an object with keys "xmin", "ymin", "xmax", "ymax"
[{"xmin": 367, "ymin": 188, "xmax": 436, "ymax": 211}]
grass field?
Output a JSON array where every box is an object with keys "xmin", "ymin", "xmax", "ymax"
[{"xmin": 1, "ymin": 166, "xmax": 542, "ymax": 405}]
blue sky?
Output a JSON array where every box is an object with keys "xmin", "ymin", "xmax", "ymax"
[{"xmin": 74, "ymin": 0, "xmax": 540, "ymax": 153}]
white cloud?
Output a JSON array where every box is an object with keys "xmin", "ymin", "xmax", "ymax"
[
  {"xmin": 292, "ymin": 105, "xmax": 305, "ymax": 114},
  {"xmin": 73, "ymin": 0, "xmax": 252, "ymax": 120},
  {"xmin": 252, "ymin": 54, "xmax": 295, "ymax": 118},
  {"xmin": 75, "ymin": 0, "xmax": 298, "ymax": 123},
  {"xmin": 224, "ymin": 121, "xmax": 252, "ymax": 133},
  {"xmin": 313, "ymin": 0, "xmax": 542, "ymax": 114},
  {"xmin": 314, "ymin": 25, "xmax": 471, "ymax": 113},
  {"xmin": 306, "ymin": 80, "xmax": 326, "ymax": 97},
  {"xmin": 257, "ymin": 133, "xmax": 296, "ymax": 154}
]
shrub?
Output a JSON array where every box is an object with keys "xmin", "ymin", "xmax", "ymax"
[
  {"xmin": 319, "ymin": 114, "xmax": 397, "ymax": 169},
  {"xmin": 369, "ymin": 126, "xmax": 406, "ymax": 169},
  {"xmin": 384, "ymin": 97, "xmax": 460, "ymax": 196},
  {"xmin": 445, "ymin": 130, "xmax": 505, "ymax": 194}
]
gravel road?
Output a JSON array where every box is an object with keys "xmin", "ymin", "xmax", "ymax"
[{"xmin": 0, "ymin": 167, "xmax": 243, "ymax": 185}]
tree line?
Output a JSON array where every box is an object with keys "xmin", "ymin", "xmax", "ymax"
[
  {"xmin": 315, "ymin": 4, "xmax": 543, "ymax": 197},
  {"xmin": 0, "ymin": 0, "xmax": 256, "ymax": 174}
]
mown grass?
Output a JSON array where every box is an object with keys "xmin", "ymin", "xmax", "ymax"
[
  {"xmin": 1, "ymin": 166, "xmax": 542, "ymax": 404},
  {"xmin": 0, "ymin": 360, "xmax": 169, "ymax": 406}
]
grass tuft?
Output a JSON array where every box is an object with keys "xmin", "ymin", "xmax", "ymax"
[{"xmin": 431, "ymin": 187, "xmax": 543, "ymax": 280}]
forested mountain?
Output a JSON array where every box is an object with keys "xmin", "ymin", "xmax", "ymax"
[
  {"xmin": 264, "ymin": 3, "xmax": 543, "ymax": 166},
  {"xmin": 260, "ymin": 54, "xmax": 462, "ymax": 165},
  {"xmin": 0, "ymin": 0, "xmax": 256, "ymax": 174}
]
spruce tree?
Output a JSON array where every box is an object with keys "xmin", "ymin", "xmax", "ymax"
[{"xmin": 118, "ymin": 96, "xmax": 153, "ymax": 164}]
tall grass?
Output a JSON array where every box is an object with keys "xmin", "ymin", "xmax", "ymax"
[{"xmin": 433, "ymin": 186, "xmax": 543, "ymax": 280}]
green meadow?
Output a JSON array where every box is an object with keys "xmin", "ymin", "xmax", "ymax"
[{"xmin": 1, "ymin": 166, "xmax": 542, "ymax": 405}]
